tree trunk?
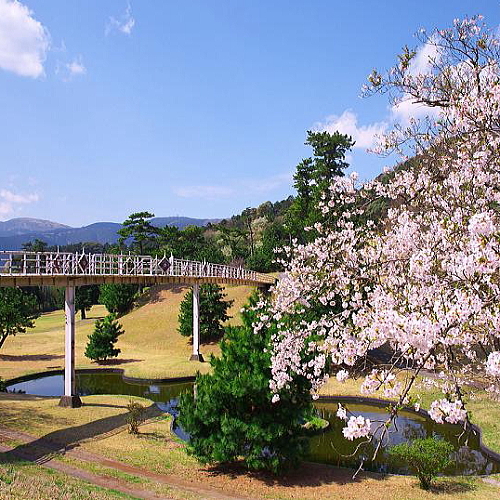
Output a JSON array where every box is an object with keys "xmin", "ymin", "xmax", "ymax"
[
  {"xmin": 0, "ymin": 333, "xmax": 8, "ymax": 349},
  {"xmin": 81, "ymin": 308, "xmax": 86, "ymax": 320}
]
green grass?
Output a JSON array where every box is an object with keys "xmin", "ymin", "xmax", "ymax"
[
  {"xmin": 1, "ymin": 393, "xmax": 500, "ymax": 499},
  {"xmin": 0, "ymin": 461, "xmax": 138, "ymax": 499}
]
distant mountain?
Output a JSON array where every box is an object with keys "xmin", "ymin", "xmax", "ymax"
[
  {"xmin": 0, "ymin": 217, "xmax": 70, "ymax": 237},
  {"xmin": 0, "ymin": 216, "xmax": 220, "ymax": 250},
  {"xmin": 151, "ymin": 217, "xmax": 221, "ymax": 229}
]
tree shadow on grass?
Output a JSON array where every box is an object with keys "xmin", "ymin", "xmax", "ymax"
[
  {"xmin": 0, "ymin": 402, "xmax": 162, "ymax": 466},
  {"xmin": 429, "ymin": 479, "xmax": 476, "ymax": 494},
  {"xmin": 136, "ymin": 284, "xmax": 187, "ymax": 306},
  {"xmin": 0, "ymin": 354, "xmax": 64, "ymax": 362},
  {"xmin": 81, "ymin": 315, "xmax": 106, "ymax": 321},
  {"xmin": 0, "ymin": 405, "xmax": 70, "ymax": 431},
  {"xmin": 93, "ymin": 358, "xmax": 143, "ymax": 366},
  {"xmin": 204, "ymin": 460, "xmax": 389, "ymax": 488}
]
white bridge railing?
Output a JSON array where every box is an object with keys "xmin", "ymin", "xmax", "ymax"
[{"xmin": 0, "ymin": 251, "xmax": 275, "ymax": 284}]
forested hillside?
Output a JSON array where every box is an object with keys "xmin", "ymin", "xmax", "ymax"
[{"xmin": 19, "ymin": 130, "xmax": 391, "ymax": 277}]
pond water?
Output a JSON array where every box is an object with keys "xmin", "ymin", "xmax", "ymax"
[{"xmin": 7, "ymin": 371, "xmax": 500, "ymax": 475}]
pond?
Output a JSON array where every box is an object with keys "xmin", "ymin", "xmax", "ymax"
[{"xmin": 7, "ymin": 371, "xmax": 500, "ymax": 475}]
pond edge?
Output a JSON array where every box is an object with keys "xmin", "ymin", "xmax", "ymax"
[{"xmin": 6, "ymin": 369, "xmax": 500, "ymax": 472}]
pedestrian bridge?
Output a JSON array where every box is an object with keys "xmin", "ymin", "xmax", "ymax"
[
  {"xmin": 0, "ymin": 250, "xmax": 275, "ymax": 287},
  {"xmin": 0, "ymin": 250, "xmax": 275, "ymax": 408}
]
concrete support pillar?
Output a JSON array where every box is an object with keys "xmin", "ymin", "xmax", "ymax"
[
  {"xmin": 189, "ymin": 283, "xmax": 204, "ymax": 362},
  {"xmin": 59, "ymin": 286, "xmax": 82, "ymax": 407}
]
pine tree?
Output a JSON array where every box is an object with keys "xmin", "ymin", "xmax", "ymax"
[
  {"xmin": 178, "ymin": 293, "xmax": 313, "ymax": 473},
  {"xmin": 84, "ymin": 314, "xmax": 124, "ymax": 362},
  {"xmin": 99, "ymin": 284, "xmax": 138, "ymax": 315},
  {"xmin": 0, "ymin": 288, "xmax": 38, "ymax": 349},
  {"xmin": 178, "ymin": 284, "xmax": 233, "ymax": 342}
]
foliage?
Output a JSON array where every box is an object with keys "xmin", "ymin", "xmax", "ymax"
[
  {"xmin": 287, "ymin": 130, "xmax": 354, "ymax": 242},
  {"xmin": 99, "ymin": 283, "xmax": 138, "ymax": 315},
  {"xmin": 48, "ymin": 242, "xmax": 114, "ymax": 254},
  {"xmin": 246, "ymin": 221, "xmax": 290, "ymax": 272},
  {"xmin": 302, "ymin": 416, "xmax": 329, "ymax": 433},
  {"xmin": 22, "ymin": 239, "xmax": 48, "ymax": 252},
  {"xmin": 126, "ymin": 400, "xmax": 146, "ymax": 434},
  {"xmin": 84, "ymin": 314, "xmax": 124, "ymax": 362},
  {"xmin": 0, "ymin": 288, "xmax": 39, "ymax": 349},
  {"xmin": 158, "ymin": 225, "xmax": 225, "ymax": 263},
  {"xmin": 178, "ymin": 293, "xmax": 313, "ymax": 473},
  {"xmin": 21, "ymin": 286, "xmax": 64, "ymax": 314},
  {"xmin": 118, "ymin": 211, "xmax": 159, "ymax": 254},
  {"xmin": 75, "ymin": 285, "xmax": 99, "ymax": 319},
  {"xmin": 210, "ymin": 198, "xmax": 293, "ymax": 269},
  {"xmin": 265, "ymin": 14, "xmax": 500, "ymax": 459},
  {"xmin": 388, "ymin": 438, "xmax": 453, "ymax": 490},
  {"xmin": 178, "ymin": 284, "xmax": 233, "ymax": 342}
]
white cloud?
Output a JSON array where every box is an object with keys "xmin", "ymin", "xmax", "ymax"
[
  {"xmin": 174, "ymin": 185, "xmax": 235, "ymax": 200},
  {"xmin": 0, "ymin": 188, "xmax": 39, "ymax": 218},
  {"xmin": 390, "ymin": 97, "xmax": 439, "ymax": 126},
  {"xmin": 314, "ymin": 110, "xmax": 387, "ymax": 149},
  {"xmin": 0, "ymin": 0, "xmax": 50, "ymax": 78},
  {"xmin": 55, "ymin": 55, "xmax": 86, "ymax": 82},
  {"xmin": 67, "ymin": 57, "xmax": 86, "ymax": 76},
  {"xmin": 174, "ymin": 172, "xmax": 292, "ymax": 201},
  {"xmin": 408, "ymin": 35, "xmax": 441, "ymax": 76},
  {"xmin": 245, "ymin": 172, "xmax": 293, "ymax": 193},
  {"xmin": 106, "ymin": 3, "xmax": 135, "ymax": 36}
]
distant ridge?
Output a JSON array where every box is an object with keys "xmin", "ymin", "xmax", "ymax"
[
  {"xmin": 0, "ymin": 217, "xmax": 70, "ymax": 237},
  {"xmin": 0, "ymin": 216, "xmax": 220, "ymax": 250}
]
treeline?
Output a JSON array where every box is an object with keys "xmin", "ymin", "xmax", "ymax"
[{"xmin": 20, "ymin": 130, "xmax": 391, "ymax": 314}]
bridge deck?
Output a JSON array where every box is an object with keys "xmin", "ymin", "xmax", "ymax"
[{"xmin": 0, "ymin": 251, "xmax": 275, "ymax": 287}]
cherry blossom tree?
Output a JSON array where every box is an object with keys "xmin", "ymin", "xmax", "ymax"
[{"xmin": 262, "ymin": 15, "xmax": 500, "ymax": 453}]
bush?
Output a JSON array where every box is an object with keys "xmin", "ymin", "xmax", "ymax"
[
  {"xmin": 0, "ymin": 287, "xmax": 39, "ymax": 349},
  {"xmin": 84, "ymin": 314, "xmax": 124, "ymax": 362},
  {"xmin": 178, "ymin": 293, "xmax": 313, "ymax": 474},
  {"xmin": 178, "ymin": 284, "xmax": 233, "ymax": 342},
  {"xmin": 303, "ymin": 416, "xmax": 329, "ymax": 433},
  {"xmin": 388, "ymin": 437, "xmax": 454, "ymax": 489},
  {"xmin": 99, "ymin": 284, "xmax": 138, "ymax": 315},
  {"xmin": 127, "ymin": 400, "xmax": 146, "ymax": 434}
]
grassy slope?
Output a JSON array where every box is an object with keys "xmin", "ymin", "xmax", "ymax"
[
  {"xmin": 3, "ymin": 285, "xmax": 500, "ymax": 497},
  {"xmin": 0, "ymin": 284, "xmax": 254, "ymax": 381}
]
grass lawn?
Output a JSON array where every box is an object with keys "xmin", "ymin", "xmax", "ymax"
[
  {"xmin": 0, "ymin": 284, "xmax": 254, "ymax": 381},
  {"xmin": 0, "ymin": 393, "xmax": 499, "ymax": 500},
  {"xmin": 0, "ymin": 460, "xmax": 137, "ymax": 500},
  {"xmin": 3, "ymin": 284, "xmax": 500, "ymax": 497}
]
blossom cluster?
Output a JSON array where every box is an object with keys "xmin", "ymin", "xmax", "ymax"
[
  {"xmin": 428, "ymin": 399, "xmax": 467, "ymax": 424},
  {"xmin": 264, "ymin": 15, "xmax": 500, "ymax": 445},
  {"xmin": 342, "ymin": 415, "xmax": 372, "ymax": 440},
  {"xmin": 486, "ymin": 352, "xmax": 500, "ymax": 378}
]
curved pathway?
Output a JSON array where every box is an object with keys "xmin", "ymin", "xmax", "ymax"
[{"xmin": 0, "ymin": 426, "xmax": 246, "ymax": 500}]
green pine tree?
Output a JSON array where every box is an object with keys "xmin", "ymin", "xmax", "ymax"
[
  {"xmin": 178, "ymin": 284, "xmax": 233, "ymax": 342},
  {"xmin": 178, "ymin": 293, "xmax": 313, "ymax": 474},
  {"xmin": 99, "ymin": 284, "xmax": 138, "ymax": 316},
  {"xmin": 85, "ymin": 314, "xmax": 124, "ymax": 362}
]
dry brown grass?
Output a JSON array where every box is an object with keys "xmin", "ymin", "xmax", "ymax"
[
  {"xmin": 0, "ymin": 393, "xmax": 499, "ymax": 500},
  {"xmin": 0, "ymin": 284, "xmax": 254, "ymax": 381},
  {"xmin": 0, "ymin": 461, "xmax": 136, "ymax": 499}
]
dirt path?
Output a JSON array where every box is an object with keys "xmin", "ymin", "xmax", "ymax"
[{"xmin": 0, "ymin": 426, "xmax": 246, "ymax": 500}]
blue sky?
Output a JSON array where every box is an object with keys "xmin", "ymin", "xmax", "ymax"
[{"xmin": 0, "ymin": 1, "xmax": 498, "ymax": 226}]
